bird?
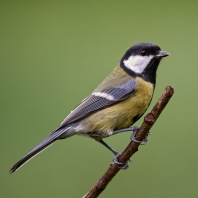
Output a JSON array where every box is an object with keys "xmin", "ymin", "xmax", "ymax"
[{"xmin": 9, "ymin": 42, "xmax": 169, "ymax": 173}]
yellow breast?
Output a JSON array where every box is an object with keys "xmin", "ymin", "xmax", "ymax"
[{"xmin": 82, "ymin": 77, "xmax": 154, "ymax": 138}]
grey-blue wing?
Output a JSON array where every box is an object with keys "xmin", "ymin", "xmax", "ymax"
[{"xmin": 58, "ymin": 78, "xmax": 136, "ymax": 128}]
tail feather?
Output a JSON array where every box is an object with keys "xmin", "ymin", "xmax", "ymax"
[{"xmin": 9, "ymin": 128, "xmax": 66, "ymax": 174}]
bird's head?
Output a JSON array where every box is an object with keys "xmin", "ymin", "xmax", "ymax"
[{"xmin": 120, "ymin": 42, "xmax": 170, "ymax": 83}]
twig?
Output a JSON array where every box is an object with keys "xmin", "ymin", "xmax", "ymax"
[{"xmin": 83, "ymin": 86, "xmax": 174, "ymax": 198}]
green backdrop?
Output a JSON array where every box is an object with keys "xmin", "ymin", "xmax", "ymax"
[{"xmin": 1, "ymin": 1, "xmax": 197, "ymax": 197}]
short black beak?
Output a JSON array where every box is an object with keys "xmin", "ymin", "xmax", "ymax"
[{"xmin": 156, "ymin": 50, "xmax": 170, "ymax": 57}]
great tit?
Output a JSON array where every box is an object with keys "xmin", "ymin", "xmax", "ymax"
[{"xmin": 9, "ymin": 42, "xmax": 169, "ymax": 173}]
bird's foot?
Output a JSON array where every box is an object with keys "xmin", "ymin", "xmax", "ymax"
[
  {"xmin": 113, "ymin": 126, "xmax": 151, "ymax": 145},
  {"xmin": 130, "ymin": 126, "xmax": 151, "ymax": 145},
  {"xmin": 112, "ymin": 153, "xmax": 132, "ymax": 170}
]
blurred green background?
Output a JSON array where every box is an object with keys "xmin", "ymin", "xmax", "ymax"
[{"xmin": 1, "ymin": 1, "xmax": 197, "ymax": 197}]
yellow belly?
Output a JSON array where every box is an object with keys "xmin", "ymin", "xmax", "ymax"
[{"xmin": 82, "ymin": 77, "xmax": 154, "ymax": 138}]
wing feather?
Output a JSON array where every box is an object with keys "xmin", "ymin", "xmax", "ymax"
[{"xmin": 59, "ymin": 78, "xmax": 136, "ymax": 127}]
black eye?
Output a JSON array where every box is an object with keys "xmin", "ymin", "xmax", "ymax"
[{"xmin": 140, "ymin": 51, "xmax": 147, "ymax": 56}]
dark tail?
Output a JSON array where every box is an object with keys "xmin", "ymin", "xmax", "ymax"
[{"xmin": 9, "ymin": 128, "xmax": 67, "ymax": 174}]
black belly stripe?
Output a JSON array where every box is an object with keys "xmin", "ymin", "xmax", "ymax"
[{"xmin": 132, "ymin": 114, "xmax": 140, "ymax": 123}]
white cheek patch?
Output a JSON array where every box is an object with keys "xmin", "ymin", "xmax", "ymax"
[
  {"xmin": 92, "ymin": 92, "xmax": 115, "ymax": 101},
  {"xmin": 123, "ymin": 55, "xmax": 154, "ymax": 74}
]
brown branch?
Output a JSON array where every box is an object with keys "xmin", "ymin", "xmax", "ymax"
[{"xmin": 83, "ymin": 86, "xmax": 174, "ymax": 198}]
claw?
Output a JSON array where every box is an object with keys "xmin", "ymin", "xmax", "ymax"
[
  {"xmin": 112, "ymin": 153, "xmax": 132, "ymax": 170},
  {"xmin": 130, "ymin": 127, "xmax": 151, "ymax": 145}
]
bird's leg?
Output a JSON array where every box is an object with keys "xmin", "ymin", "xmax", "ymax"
[
  {"xmin": 94, "ymin": 138, "xmax": 130, "ymax": 170},
  {"xmin": 112, "ymin": 126, "xmax": 151, "ymax": 145},
  {"xmin": 92, "ymin": 126, "xmax": 151, "ymax": 170},
  {"xmin": 105, "ymin": 126, "xmax": 151, "ymax": 169},
  {"xmin": 94, "ymin": 138, "xmax": 119, "ymax": 155}
]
